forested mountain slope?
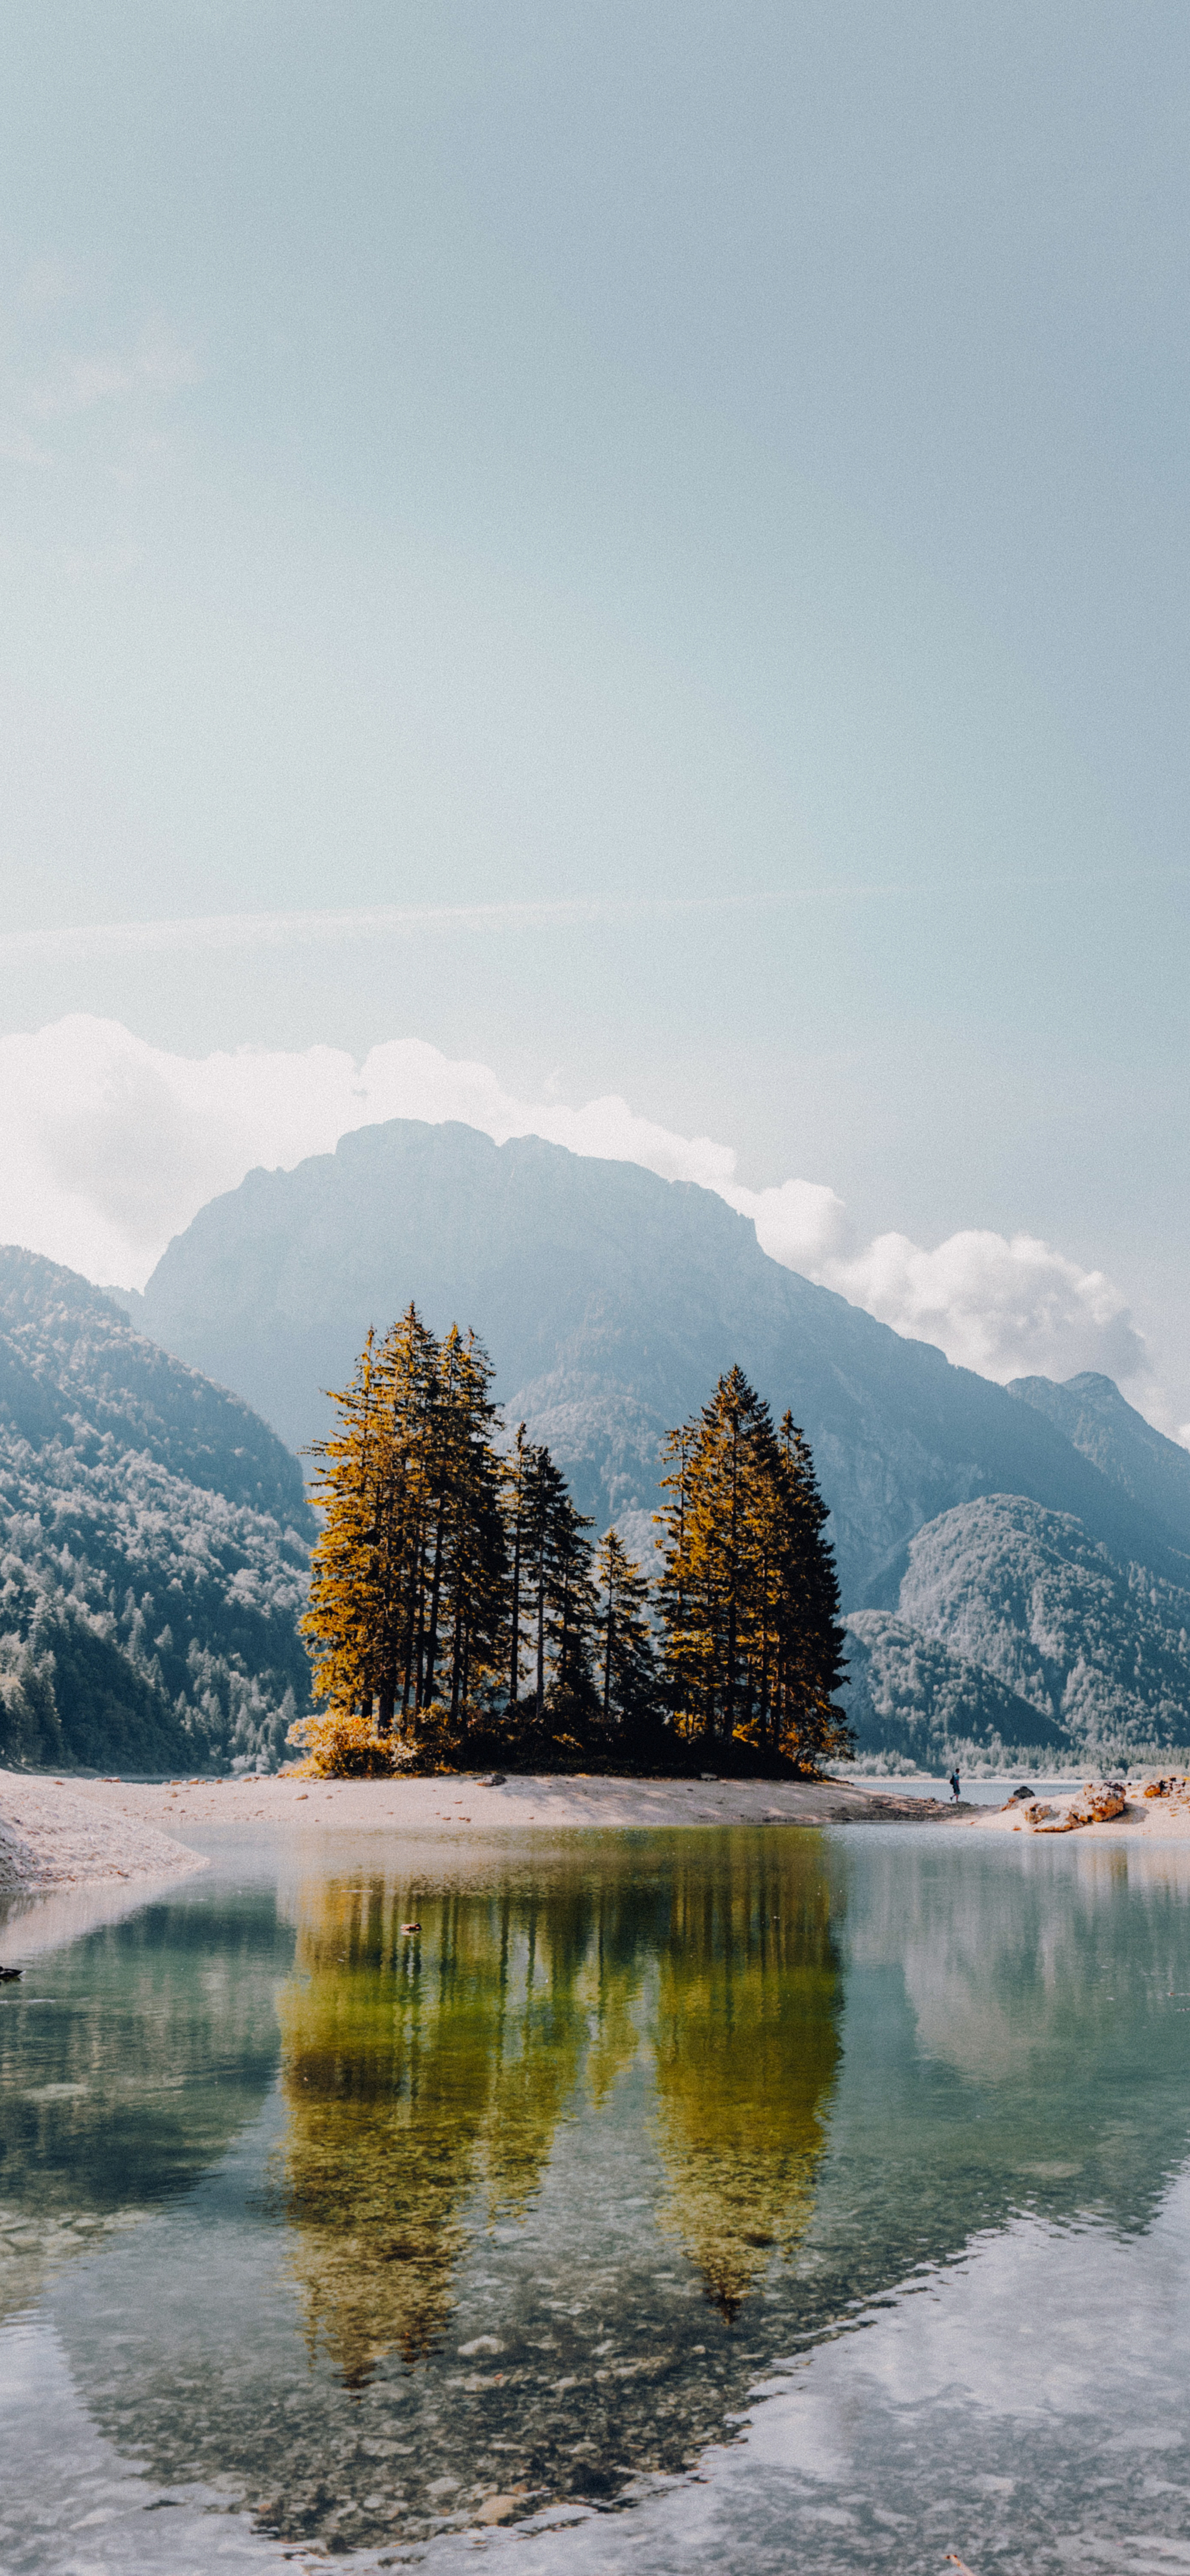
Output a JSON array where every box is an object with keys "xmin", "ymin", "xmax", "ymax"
[
  {"xmin": 841, "ymin": 1610, "xmax": 1069, "ymax": 1767},
  {"xmin": 2, "ymin": 1246, "xmax": 308, "ymax": 1522},
  {"xmin": 0, "ymin": 1249, "xmax": 311, "ymax": 1772},
  {"xmin": 132, "ymin": 1118, "xmax": 1187, "ymax": 1607},
  {"xmin": 892, "ymin": 1494, "xmax": 1190, "ymax": 1757}
]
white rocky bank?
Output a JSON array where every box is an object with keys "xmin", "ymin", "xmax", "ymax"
[{"xmin": 0, "ymin": 1767, "xmax": 207, "ymax": 1891}]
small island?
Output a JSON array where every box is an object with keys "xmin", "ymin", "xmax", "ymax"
[{"xmin": 292, "ymin": 1303, "xmax": 852, "ymax": 1783}]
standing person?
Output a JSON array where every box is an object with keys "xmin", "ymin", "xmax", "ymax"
[{"xmin": 949, "ymin": 1768, "xmax": 961, "ymax": 1802}]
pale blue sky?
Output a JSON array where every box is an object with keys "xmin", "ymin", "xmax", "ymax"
[{"xmin": 1, "ymin": 4, "xmax": 1187, "ymax": 1391}]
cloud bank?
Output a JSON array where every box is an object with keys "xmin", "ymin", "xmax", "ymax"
[{"xmin": 0, "ymin": 1014, "xmax": 1154, "ymax": 1410}]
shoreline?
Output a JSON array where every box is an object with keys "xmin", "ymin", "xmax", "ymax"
[
  {"xmin": 5, "ymin": 1766, "xmax": 1190, "ymax": 1900},
  {"xmin": 0, "ymin": 1768, "xmax": 210, "ymax": 1897},
  {"xmin": 1, "ymin": 1767, "xmax": 962, "ymax": 1888}
]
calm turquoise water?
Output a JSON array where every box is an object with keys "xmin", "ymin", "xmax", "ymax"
[{"xmin": 3, "ymin": 1823, "xmax": 1190, "ymax": 2574}]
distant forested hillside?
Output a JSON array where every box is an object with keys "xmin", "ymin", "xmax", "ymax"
[
  {"xmin": 0, "ymin": 1249, "xmax": 311, "ymax": 1773},
  {"xmin": 895, "ymin": 1495, "xmax": 1190, "ymax": 1758},
  {"xmin": 841, "ymin": 1611, "xmax": 1068, "ymax": 1769}
]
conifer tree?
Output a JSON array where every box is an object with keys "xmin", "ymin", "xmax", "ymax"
[
  {"xmin": 425, "ymin": 1326, "xmax": 508, "ymax": 1730},
  {"xmin": 654, "ymin": 1367, "xmax": 849, "ymax": 1770},
  {"xmin": 546, "ymin": 1483, "xmax": 599, "ymax": 1722},
  {"xmin": 594, "ymin": 1528, "xmax": 659, "ymax": 1743},
  {"xmin": 765, "ymin": 1410, "xmax": 848, "ymax": 1767},
  {"xmin": 300, "ymin": 1303, "xmax": 507, "ymax": 1759},
  {"xmin": 516, "ymin": 1445, "xmax": 597, "ymax": 1725},
  {"xmin": 300, "ymin": 1325, "xmax": 396, "ymax": 1733},
  {"xmin": 375, "ymin": 1303, "xmax": 440, "ymax": 1727},
  {"xmin": 503, "ymin": 1423, "xmax": 532, "ymax": 1712}
]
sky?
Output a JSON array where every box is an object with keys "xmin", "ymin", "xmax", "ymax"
[{"xmin": 1, "ymin": 4, "xmax": 1187, "ymax": 1425}]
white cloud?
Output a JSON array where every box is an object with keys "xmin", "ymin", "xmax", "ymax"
[
  {"xmin": 0, "ymin": 1017, "xmax": 736, "ymax": 1286},
  {"xmin": 724, "ymin": 1176, "xmax": 854, "ymax": 1271},
  {"xmin": 0, "ymin": 1014, "xmax": 1158, "ymax": 1418},
  {"xmin": 821, "ymin": 1227, "xmax": 1146, "ymax": 1386}
]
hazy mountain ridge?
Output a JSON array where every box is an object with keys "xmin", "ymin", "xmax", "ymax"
[
  {"xmin": 1009, "ymin": 1370, "xmax": 1190, "ymax": 1552},
  {"xmin": 894, "ymin": 1494, "xmax": 1190, "ymax": 1756},
  {"xmin": 134, "ymin": 1118, "xmax": 1188, "ymax": 1607},
  {"xmin": 119, "ymin": 1118, "xmax": 1190, "ymax": 1765},
  {"xmin": 0, "ymin": 1250, "xmax": 310, "ymax": 1773}
]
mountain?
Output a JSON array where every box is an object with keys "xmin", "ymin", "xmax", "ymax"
[
  {"xmin": 131, "ymin": 1117, "xmax": 1190, "ymax": 1607},
  {"xmin": 0, "ymin": 1249, "xmax": 311, "ymax": 1773},
  {"xmin": 1009, "ymin": 1371, "xmax": 1190, "ymax": 1553},
  {"xmin": 1, "ymin": 1246, "xmax": 310, "ymax": 1524},
  {"xmin": 893, "ymin": 1494, "xmax": 1190, "ymax": 1758},
  {"xmin": 841, "ymin": 1610, "xmax": 1069, "ymax": 1767}
]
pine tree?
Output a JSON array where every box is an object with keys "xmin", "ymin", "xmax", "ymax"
[
  {"xmin": 428, "ymin": 1327, "xmax": 509, "ymax": 1732},
  {"xmin": 503, "ymin": 1423, "xmax": 531, "ymax": 1713},
  {"xmin": 546, "ymin": 1484, "xmax": 599, "ymax": 1725},
  {"xmin": 516, "ymin": 1445, "xmax": 597, "ymax": 1728},
  {"xmin": 765, "ymin": 1410, "xmax": 849, "ymax": 1768},
  {"xmin": 298, "ymin": 1304, "xmax": 507, "ymax": 1766},
  {"xmin": 374, "ymin": 1303, "xmax": 440, "ymax": 1729},
  {"xmin": 299, "ymin": 1326, "xmax": 392, "ymax": 1738},
  {"xmin": 594, "ymin": 1528, "xmax": 659, "ymax": 1748}
]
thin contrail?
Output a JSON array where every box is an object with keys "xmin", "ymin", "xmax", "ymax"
[
  {"xmin": 0, "ymin": 887, "xmax": 900, "ymax": 960},
  {"xmin": 0, "ymin": 867, "xmax": 1179, "ymax": 960}
]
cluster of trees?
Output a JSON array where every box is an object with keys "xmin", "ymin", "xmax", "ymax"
[{"xmin": 296, "ymin": 1304, "xmax": 849, "ymax": 1775}]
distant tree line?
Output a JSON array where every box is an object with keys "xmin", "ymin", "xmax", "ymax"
[{"xmin": 294, "ymin": 1303, "xmax": 849, "ymax": 1777}]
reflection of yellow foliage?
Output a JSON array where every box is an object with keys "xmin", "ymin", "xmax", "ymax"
[
  {"xmin": 653, "ymin": 1834, "xmax": 841, "ymax": 2314},
  {"xmin": 278, "ymin": 1884, "xmax": 489, "ymax": 2379},
  {"xmin": 483, "ymin": 1923, "xmax": 587, "ymax": 2218},
  {"xmin": 277, "ymin": 1837, "xmax": 843, "ymax": 2385},
  {"xmin": 585, "ymin": 1953, "xmax": 642, "ymax": 2110},
  {"xmin": 278, "ymin": 1875, "xmax": 592, "ymax": 2383}
]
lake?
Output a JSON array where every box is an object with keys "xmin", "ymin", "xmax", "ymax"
[{"xmin": 3, "ymin": 1822, "xmax": 1190, "ymax": 2574}]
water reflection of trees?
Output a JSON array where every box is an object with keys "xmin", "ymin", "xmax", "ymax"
[
  {"xmin": 45, "ymin": 1837, "xmax": 1190, "ymax": 2559},
  {"xmin": 278, "ymin": 1881, "xmax": 592, "ymax": 2382},
  {"xmin": 653, "ymin": 1846, "xmax": 841, "ymax": 2312},
  {"xmin": 277, "ymin": 1835, "xmax": 842, "ymax": 2383}
]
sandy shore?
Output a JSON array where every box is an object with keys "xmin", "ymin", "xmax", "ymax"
[
  {"xmin": 0, "ymin": 1768, "xmax": 209, "ymax": 1895},
  {"xmin": 0, "ymin": 1766, "xmax": 963, "ymax": 1886},
  {"xmin": 7, "ymin": 1765, "xmax": 1187, "ymax": 1896}
]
